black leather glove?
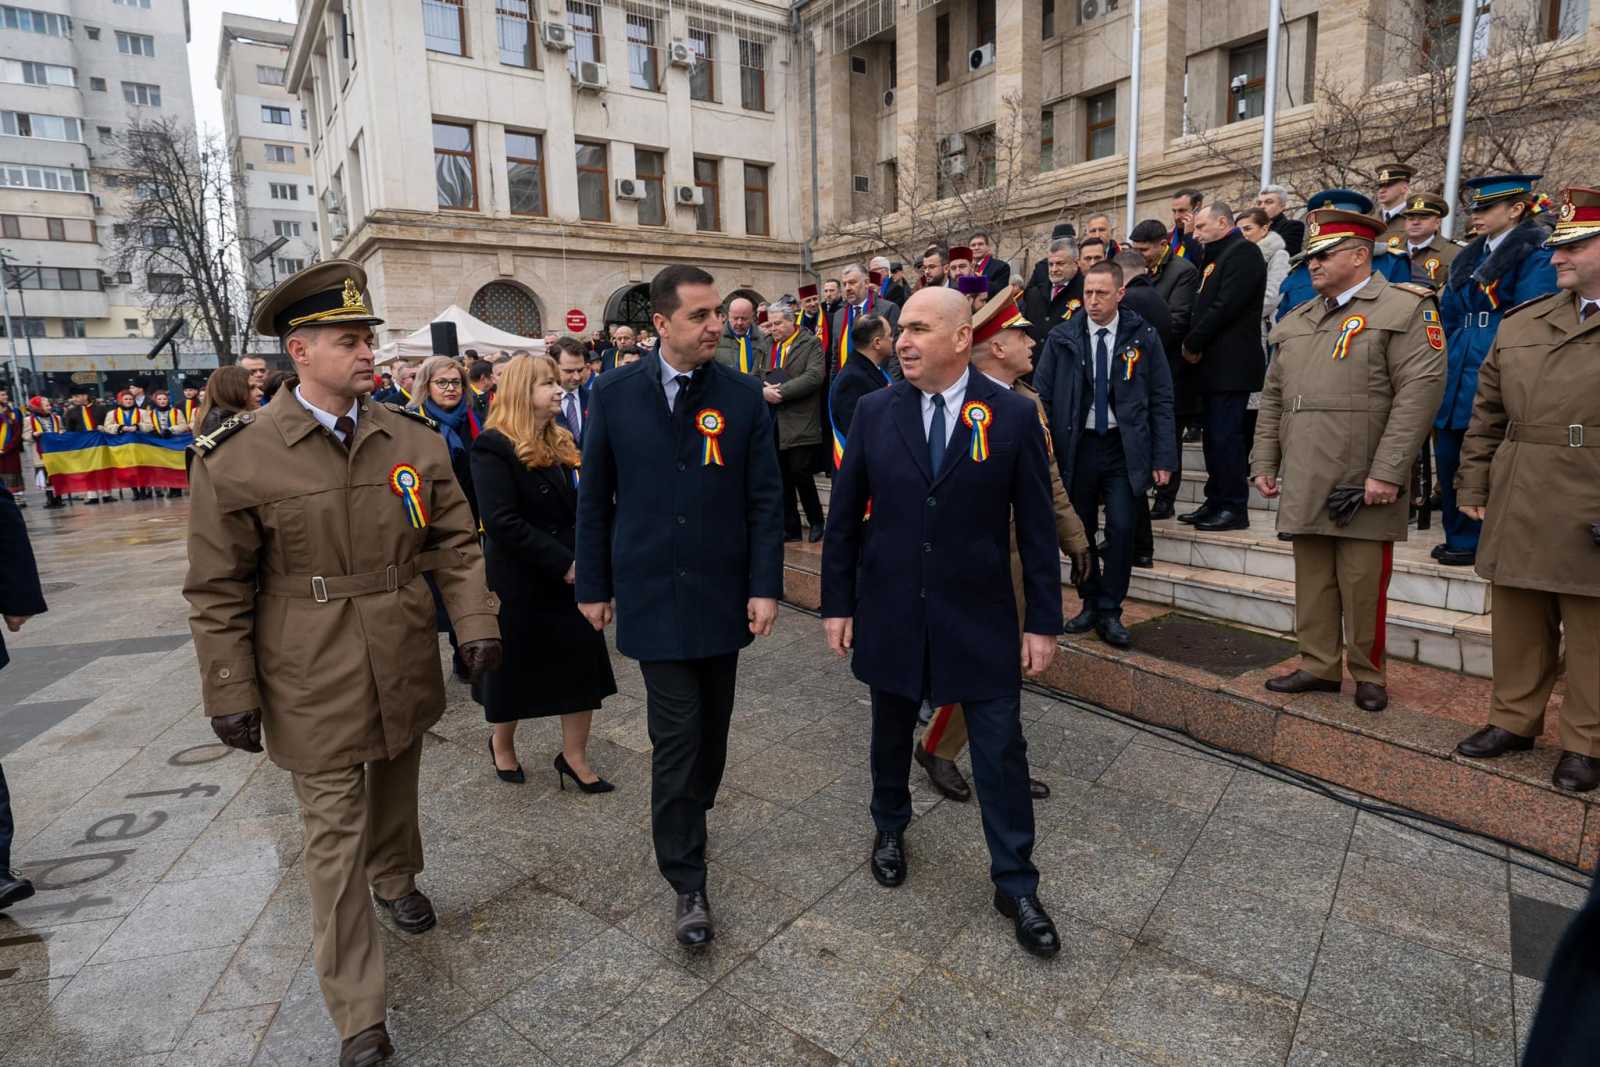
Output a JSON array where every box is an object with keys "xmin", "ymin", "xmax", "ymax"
[
  {"xmin": 1068, "ymin": 548, "xmax": 1091, "ymax": 588},
  {"xmin": 1326, "ymin": 486, "xmax": 1366, "ymax": 528},
  {"xmin": 211, "ymin": 710, "xmax": 263, "ymax": 753},
  {"xmin": 458, "ymin": 639, "xmax": 504, "ymax": 683},
  {"xmin": 1590, "ymin": 522, "xmax": 1600, "ymax": 546}
]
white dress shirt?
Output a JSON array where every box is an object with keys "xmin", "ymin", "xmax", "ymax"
[
  {"xmin": 1484, "ymin": 229, "xmax": 1509, "ymax": 256},
  {"xmin": 295, "ymin": 385, "xmax": 359, "ymax": 443},
  {"xmin": 919, "ymin": 367, "xmax": 969, "ymax": 447},
  {"xmin": 1087, "ymin": 313, "xmax": 1120, "ymax": 432},
  {"xmin": 659, "ymin": 352, "xmax": 696, "ymax": 411},
  {"xmin": 1329, "ymin": 278, "xmax": 1370, "ymax": 310}
]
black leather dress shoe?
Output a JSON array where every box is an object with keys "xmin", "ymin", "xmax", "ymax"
[
  {"xmin": 808, "ymin": 523, "xmax": 825, "ymax": 543},
  {"xmin": 914, "ymin": 743, "xmax": 971, "ymax": 802},
  {"xmin": 994, "ymin": 892, "xmax": 1061, "ymax": 958},
  {"xmin": 1132, "ymin": 554, "xmax": 1154, "ymax": 569},
  {"xmin": 1554, "ymin": 753, "xmax": 1600, "ymax": 793},
  {"xmin": 871, "ymin": 830, "xmax": 907, "ymax": 887},
  {"xmin": 340, "ymin": 1022, "xmax": 394, "ymax": 1067},
  {"xmin": 1193, "ymin": 509, "xmax": 1250, "ymax": 531},
  {"xmin": 783, "ymin": 532, "xmax": 803, "ymax": 544},
  {"xmin": 374, "ymin": 889, "xmax": 437, "ymax": 934},
  {"xmin": 1277, "ymin": 532, "xmax": 1295, "ymax": 542},
  {"xmin": 1264, "ymin": 670, "xmax": 1342, "ymax": 694},
  {"xmin": 1436, "ymin": 547, "xmax": 1477, "ymax": 567},
  {"xmin": 1149, "ymin": 500, "xmax": 1176, "ymax": 521},
  {"xmin": 1430, "ymin": 543, "xmax": 1448, "ymax": 560},
  {"xmin": 1177, "ymin": 505, "xmax": 1215, "ymax": 525},
  {"xmin": 1095, "ymin": 615, "xmax": 1132, "ymax": 649},
  {"xmin": 674, "ymin": 890, "xmax": 714, "ymax": 947},
  {"xmin": 0, "ymin": 870, "xmax": 35, "ymax": 912},
  {"xmin": 1064, "ymin": 607, "xmax": 1098, "ymax": 635},
  {"xmin": 1354, "ymin": 682, "xmax": 1388, "ymax": 712},
  {"xmin": 1455, "ymin": 725, "xmax": 1536, "ymax": 759},
  {"xmin": 1029, "ymin": 778, "xmax": 1051, "ymax": 800}
]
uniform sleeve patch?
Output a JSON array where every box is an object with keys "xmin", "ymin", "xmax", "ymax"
[{"xmin": 1426, "ymin": 323, "xmax": 1446, "ymax": 350}]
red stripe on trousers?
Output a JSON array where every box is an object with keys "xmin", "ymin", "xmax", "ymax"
[
  {"xmin": 922, "ymin": 704, "xmax": 958, "ymax": 752},
  {"xmin": 1370, "ymin": 542, "xmax": 1394, "ymax": 667}
]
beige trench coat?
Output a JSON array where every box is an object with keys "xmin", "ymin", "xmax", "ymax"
[
  {"xmin": 1456, "ymin": 292, "xmax": 1600, "ymax": 598},
  {"xmin": 1252, "ymin": 274, "xmax": 1445, "ymax": 540},
  {"xmin": 184, "ymin": 390, "xmax": 499, "ymax": 773}
]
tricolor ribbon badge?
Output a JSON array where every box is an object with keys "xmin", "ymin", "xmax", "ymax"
[
  {"xmin": 695, "ymin": 408, "xmax": 726, "ymax": 466},
  {"xmin": 962, "ymin": 400, "xmax": 993, "ymax": 462},
  {"xmin": 388, "ymin": 463, "xmax": 429, "ymax": 529},
  {"xmin": 1424, "ymin": 256, "xmax": 1441, "ymax": 280},
  {"xmin": 1201, "ymin": 262, "xmax": 1216, "ymax": 289},
  {"xmin": 1122, "ymin": 346, "xmax": 1141, "ymax": 381},
  {"xmin": 1480, "ymin": 279, "xmax": 1501, "ymax": 310},
  {"xmin": 1330, "ymin": 314, "xmax": 1366, "ymax": 360}
]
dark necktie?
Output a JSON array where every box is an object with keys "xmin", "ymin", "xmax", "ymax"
[
  {"xmin": 1052, "ymin": 284, "xmax": 1063, "ymax": 301},
  {"xmin": 564, "ymin": 392, "xmax": 580, "ymax": 437},
  {"xmin": 1324, "ymin": 298, "xmax": 1341, "ymax": 314},
  {"xmin": 927, "ymin": 394, "xmax": 947, "ymax": 475},
  {"xmin": 1094, "ymin": 328, "xmax": 1111, "ymax": 434},
  {"xmin": 1583, "ymin": 302, "xmax": 1598, "ymax": 322},
  {"xmin": 333, "ymin": 415, "xmax": 354, "ymax": 450},
  {"xmin": 670, "ymin": 374, "xmax": 690, "ymax": 414}
]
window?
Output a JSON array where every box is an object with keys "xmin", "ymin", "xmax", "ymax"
[
  {"xmin": 635, "ymin": 148, "xmax": 665, "ymax": 226},
  {"xmin": 264, "ymin": 144, "xmax": 294, "ymax": 163},
  {"xmin": 275, "ymin": 257, "xmax": 305, "ymax": 275},
  {"xmin": 1085, "ymin": 89, "xmax": 1116, "ymax": 158},
  {"xmin": 1547, "ymin": 0, "xmax": 1585, "ymax": 38},
  {"xmin": 0, "ymin": 112, "xmax": 82, "ymax": 141},
  {"xmin": 1043, "ymin": 0, "xmax": 1055, "ymax": 38},
  {"xmin": 423, "ymin": 0, "xmax": 466, "ymax": 55},
  {"xmin": 62, "ymin": 318, "xmax": 85, "ymax": 338},
  {"xmin": 975, "ymin": 0, "xmax": 996, "ymax": 49},
  {"xmin": 0, "ymin": 7, "xmax": 70, "ymax": 37},
  {"xmin": 85, "ymin": 25, "xmax": 98, "ymax": 40},
  {"xmin": 935, "ymin": 14, "xmax": 950, "ymax": 83},
  {"xmin": 123, "ymin": 317, "xmax": 139, "ymax": 330},
  {"xmin": 432, "ymin": 121, "xmax": 476, "ymax": 210},
  {"xmin": 626, "ymin": 11, "xmax": 661, "ymax": 92},
  {"xmin": 147, "ymin": 272, "xmax": 182, "ymax": 294},
  {"xmin": 272, "ymin": 220, "xmax": 302, "ymax": 237},
  {"xmin": 261, "ymin": 105, "xmax": 291, "ymax": 125},
  {"xmin": 970, "ymin": 126, "xmax": 997, "ymax": 188},
  {"xmin": 1424, "ymin": 0, "xmax": 1491, "ymax": 61},
  {"xmin": 743, "ymin": 163, "xmax": 769, "ymax": 237},
  {"xmin": 45, "ymin": 217, "xmax": 62, "ymax": 240},
  {"xmin": 1228, "ymin": 42, "xmax": 1267, "ymax": 122},
  {"xmin": 738, "ymin": 37, "xmax": 766, "ymax": 111},
  {"xmin": 112, "ymin": 223, "xmax": 128, "ymax": 238},
  {"xmin": 144, "ymin": 225, "xmax": 176, "ymax": 247},
  {"xmin": 693, "ymin": 156, "xmax": 720, "ymax": 231},
  {"xmin": 0, "ymin": 317, "xmax": 45, "ymax": 338},
  {"xmin": 575, "ymin": 139, "xmax": 609, "ymax": 222},
  {"xmin": 116, "ymin": 271, "xmax": 132, "ymax": 285},
  {"xmin": 90, "ymin": 77, "xmax": 106, "ymax": 91},
  {"xmin": 257, "ymin": 65, "xmax": 285, "ymax": 85},
  {"xmin": 8, "ymin": 266, "xmax": 100, "ymax": 291},
  {"xmin": 506, "ymin": 131, "xmax": 546, "ymax": 216},
  {"xmin": 268, "ymin": 181, "xmax": 298, "ymax": 200},
  {"xmin": 8, "ymin": 61, "xmax": 75, "ymax": 86},
  {"xmin": 567, "ymin": 1, "xmax": 602, "ymax": 68},
  {"xmin": 1040, "ymin": 107, "xmax": 1054, "ymax": 170},
  {"xmin": 122, "ymin": 82, "xmax": 161, "ymax": 106},
  {"xmin": 97, "ymin": 125, "xmax": 112, "ymax": 142},
  {"xmin": 888, "ymin": 42, "xmax": 897, "ymax": 88},
  {"xmin": 497, "ymin": 0, "xmax": 537, "ymax": 68},
  {"xmin": 0, "ymin": 164, "xmax": 86, "ymax": 192},
  {"xmin": 116, "ymin": 31, "xmax": 155, "ymax": 56},
  {"xmin": 113, "ymin": 0, "xmax": 152, "ymax": 8},
  {"xmin": 0, "ymin": 215, "xmax": 14, "ymax": 237},
  {"xmin": 688, "ymin": 27, "xmax": 715, "ymax": 101}
]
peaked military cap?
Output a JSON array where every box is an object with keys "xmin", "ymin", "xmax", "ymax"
[
  {"xmin": 251, "ymin": 258, "xmax": 385, "ymax": 338},
  {"xmin": 1302, "ymin": 208, "xmax": 1383, "ymax": 257},
  {"xmin": 1463, "ymin": 174, "xmax": 1541, "ymax": 208},
  {"xmin": 1375, "ymin": 162, "xmax": 1415, "ymax": 186},
  {"xmin": 1546, "ymin": 186, "xmax": 1600, "ymax": 248},
  {"xmin": 1400, "ymin": 192, "xmax": 1450, "ymax": 219},
  {"xmin": 1306, "ymin": 189, "xmax": 1376, "ymax": 214},
  {"xmin": 972, "ymin": 286, "xmax": 1030, "ymax": 345}
]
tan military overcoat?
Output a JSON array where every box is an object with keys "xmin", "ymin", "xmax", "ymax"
[
  {"xmin": 1253, "ymin": 274, "xmax": 1446, "ymax": 540},
  {"xmin": 1402, "ymin": 234, "xmax": 1462, "ymax": 290},
  {"xmin": 1456, "ymin": 292, "xmax": 1600, "ymax": 598},
  {"xmin": 184, "ymin": 388, "xmax": 499, "ymax": 773}
]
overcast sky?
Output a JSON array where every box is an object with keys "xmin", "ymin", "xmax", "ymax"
[{"xmin": 186, "ymin": 0, "xmax": 300, "ymax": 136}]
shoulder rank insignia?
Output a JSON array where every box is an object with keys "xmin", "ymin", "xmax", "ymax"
[
  {"xmin": 384, "ymin": 402, "xmax": 437, "ymax": 430},
  {"xmin": 189, "ymin": 411, "xmax": 253, "ymax": 455},
  {"xmin": 1502, "ymin": 291, "xmax": 1559, "ymax": 318},
  {"xmin": 1387, "ymin": 235, "xmax": 1404, "ymax": 251},
  {"xmin": 1390, "ymin": 282, "xmax": 1436, "ymax": 298}
]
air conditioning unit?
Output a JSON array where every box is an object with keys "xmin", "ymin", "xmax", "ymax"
[
  {"xmin": 614, "ymin": 177, "xmax": 646, "ymax": 201},
  {"xmin": 675, "ymin": 184, "xmax": 703, "ymax": 206},
  {"xmin": 969, "ymin": 43, "xmax": 995, "ymax": 70},
  {"xmin": 542, "ymin": 22, "xmax": 573, "ymax": 50},
  {"xmin": 1080, "ymin": 0, "xmax": 1118, "ymax": 21},
  {"xmin": 90, "ymin": 194, "xmax": 103, "ymax": 209},
  {"xmin": 940, "ymin": 131, "xmax": 966, "ymax": 156},
  {"xmin": 330, "ymin": 219, "xmax": 349, "ymax": 240},
  {"xmin": 574, "ymin": 61, "xmax": 607, "ymax": 91},
  {"xmin": 245, "ymin": 162, "xmax": 255, "ymax": 170},
  {"xmin": 668, "ymin": 39, "xmax": 695, "ymax": 67},
  {"xmin": 882, "ymin": 88, "xmax": 895, "ymax": 108},
  {"xmin": 947, "ymin": 155, "xmax": 967, "ymax": 177}
]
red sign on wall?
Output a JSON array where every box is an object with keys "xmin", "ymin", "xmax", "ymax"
[{"xmin": 565, "ymin": 308, "xmax": 588, "ymax": 333}]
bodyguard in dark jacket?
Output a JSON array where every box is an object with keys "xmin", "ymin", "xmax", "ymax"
[
  {"xmin": 0, "ymin": 484, "xmax": 46, "ymax": 910},
  {"xmin": 575, "ymin": 265, "xmax": 784, "ymax": 949},
  {"xmin": 826, "ymin": 313, "xmax": 894, "ymax": 464}
]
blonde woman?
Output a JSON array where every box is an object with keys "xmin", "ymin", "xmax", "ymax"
[{"xmin": 470, "ymin": 355, "xmax": 617, "ymax": 790}]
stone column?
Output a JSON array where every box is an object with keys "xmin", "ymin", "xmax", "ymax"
[
  {"xmin": 1316, "ymin": 0, "xmax": 1384, "ymax": 99},
  {"xmin": 994, "ymin": 0, "xmax": 1042, "ymax": 178},
  {"xmin": 1138, "ymin": 0, "xmax": 1187, "ymax": 157},
  {"xmin": 895, "ymin": 2, "xmax": 936, "ymax": 213},
  {"xmin": 811, "ymin": 30, "xmax": 855, "ymax": 228}
]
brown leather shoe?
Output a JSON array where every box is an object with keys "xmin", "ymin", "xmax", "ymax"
[
  {"xmin": 1264, "ymin": 670, "xmax": 1341, "ymax": 695},
  {"xmin": 374, "ymin": 889, "xmax": 436, "ymax": 934},
  {"xmin": 1554, "ymin": 752, "xmax": 1600, "ymax": 793},
  {"xmin": 1455, "ymin": 725, "xmax": 1536, "ymax": 759},
  {"xmin": 1354, "ymin": 682, "xmax": 1388, "ymax": 713},
  {"xmin": 914, "ymin": 743, "xmax": 971, "ymax": 802},
  {"xmin": 340, "ymin": 1022, "xmax": 393, "ymax": 1067}
]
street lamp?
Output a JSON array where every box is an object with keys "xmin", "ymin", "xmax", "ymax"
[{"xmin": 249, "ymin": 236, "xmax": 289, "ymax": 285}]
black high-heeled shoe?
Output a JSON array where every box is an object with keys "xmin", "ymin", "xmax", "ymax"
[
  {"xmin": 554, "ymin": 752, "xmax": 615, "ymax": 794},
  {"xmin": 489, "ymin": 737, "xmax": 525, "ymax": 784}
]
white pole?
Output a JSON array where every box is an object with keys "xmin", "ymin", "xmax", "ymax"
[
  {"xmin": 1123, "ymin": 0, "xmax": 1143, "ymax": 232},
  {"xmin": 1440, "ymin": 0, "xmax": 1478, "ymax": 240},
  {"xmin": 0, "ymin": 255, "xmax": 23, "ymax": 398},
  {"xmin": 1261, "ymin": 0, "xmax": 1282, "ymax": 186}
]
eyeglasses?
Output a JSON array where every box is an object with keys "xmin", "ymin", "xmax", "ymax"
[{"xmin": 433, "ymin": 379, "xmax": 463, "ymax": 390}]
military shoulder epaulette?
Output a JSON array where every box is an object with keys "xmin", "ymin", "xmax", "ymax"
[
  {"xmin": 1390, "ymin": 282, "xmax": 1436, "ymax": 298},
  {"xmin": 1501, "ymin": 291, "xmax": 1560, "ymax": 318},
  {"xmin": 189, "ymin": 411, "xmax": 254, "ymax": 455},
  {"xmin": 383, "ymin": 402, "xmax": 437, "ymax": 430}
]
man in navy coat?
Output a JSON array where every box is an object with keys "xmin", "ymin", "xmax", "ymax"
[
  {"xmin": 820, "ymin": 286, "xmax": 1066, "ymax": 958},
  {"xmin": 0, "ymin": 484, "xmax": 47, "ymax": 911},
  {"xmin": 576, "ymin": 265, "xmax": 784, "ymax": 950}
]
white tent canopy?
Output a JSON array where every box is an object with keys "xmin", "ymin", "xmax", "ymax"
[{"xmin": 375, "ymin": 305, "xmax": 546, "ymax": 364}]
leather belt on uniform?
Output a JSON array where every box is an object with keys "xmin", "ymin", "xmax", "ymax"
[
  {"xmin": 257, "ymin": 548, "xmax": 463, "ymax": 602},
  {"xmin": 1289, "ymin": 395, "xmax": 1376, "ymax": 412},
  {"xmin": 1507, "ymin": 422, "xmax": 1599, "ymax": 448}
]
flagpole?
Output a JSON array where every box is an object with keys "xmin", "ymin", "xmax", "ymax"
[
  {"xmin": 1123, "ymin": 0, "xmax": 1143, "ymax": 231},
  {"xmin": 1440, "ymin": 0, "xmax": 1478, "ymax": 240},
  {"xmin": 1260, "ymin": 0, "xmax": 1282, "ymax": 186},
  {"xmin": 0, "ymin": 255, "xmax": 23, "ymax": 397}
]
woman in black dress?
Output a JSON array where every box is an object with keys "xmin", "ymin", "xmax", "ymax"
[{"xmin": 471, "ymin": 354, "xmax": 618, "ymax": 791}]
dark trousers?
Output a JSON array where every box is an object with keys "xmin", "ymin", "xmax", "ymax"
[
  {"xmin": 1070, "ymin": 429, "xmax": 1137, "ymax": 616},
  {"xmin": 1155, "ymin": 379, "xmax": 1186, "ymax": 508},
  {"xmin": 639, "ymin": 653, "xmax": 740, "ymax": 894},
  {"xmin": 1201, "ymin": 390, "xmax": 1250, "ymax": 512},
  {"xmin": 869, "ymin": 687, "xmax": 1039, "ymax": 897},
  {"xmin": 0, "ymin": 762, "xmax": 12, "ymax": 870},
  {"xmin": 1434, "ymin": 427, "xmax": 1481, "ymax": 553},
  {"xmin": 779, "ymin": 446, "xmax": 824, "ymax": 535}
]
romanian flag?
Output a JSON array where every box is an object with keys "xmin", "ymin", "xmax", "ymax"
[{"xmin": 35, "ymin": 430, "xmax": 192, "ymax": 493}]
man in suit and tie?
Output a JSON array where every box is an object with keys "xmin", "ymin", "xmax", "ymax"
[
  {"xmin": 820, "ymin": 286, "xmax": 1065, "ymax": 958},
  {"xmin": 827, "ymin": 313, "xmax": 894, "ymax": 466},
  {"xmin": 1022, "ymin": 238, "xmax": 1084, "ymax": 344},
  {"xmin": 828, "ymin": 264, "xmax": 900, "ymax": 374},
  {"xmin": 969, "ymin": 231, "xmax": 1012, "ymax": 296},
  {"xmin": 552, "ymin": 336, "xmax": 589, "ymax": 445},
  {"xmin": 577, "ymin": 265, "xmax": 784, "ymax": 950},
  {"xmin": 0, "ymin": 483, "xmax": 46, "ymax": 911}
]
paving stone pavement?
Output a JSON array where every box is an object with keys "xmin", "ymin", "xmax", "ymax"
[{"xmin": 0, "ymin": 498, "xmax": 1590, "ymax": 1066}]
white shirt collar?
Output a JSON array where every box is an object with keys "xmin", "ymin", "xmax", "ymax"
[
  {"xmin": 1088, "ymin": 313, "xmax": 1119, "ymax": 342},
  {"xmin": 1485, "ymin": 230, "xmax": 1509, "ymax": 255},
  {"xmin": 920, "ymin": 366, "xmax": 970, "ymax": 425},
  {"xmin": 294, "ymin": 385, "xmax": 358, "ymax": 441},
  {"xmin": 659, "ymin": 350, "xmax": 695, "ymax": 387},
  {"xmin": 980, "ymin": 369, "xmax": 1013, "ymax": 391},
  {"xmin": 1332, "ymin": 277, "xmax": 1371, "ymax": 308}
]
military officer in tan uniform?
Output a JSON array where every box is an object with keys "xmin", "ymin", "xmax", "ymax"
[
  {"xmin": 1251, "ymin": 209, "xmax": 1446, "ymax": 712},
  {"xmin": 915, "ymin": 288, "xmax": 1091, "ymax": 802},
  {"xmin": 184, "ymin": 261, "xmax": 502, "ymax": 1067},
  {"xmin": 1392, "ymin": 192, "xmax": 1462, "ymax": 290},
  {"xmin": 1374, "ymin": 162, "xmax": 1415, "ymax": 245},
  {"xmin": 1454, "ymin": 186, "xmax": 1600, "ymax": 793}
]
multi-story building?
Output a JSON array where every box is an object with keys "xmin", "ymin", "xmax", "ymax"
[
  {"xmin": 287, "ymin": 0, "xmax": 804, "ymax": 342},
  {"xmin": 217, "ymin": 11, "xmax": 317, "ymax": 352},
  {"xmin": 0, "ymin": 0, "xmax": 199, "ymax": 395}
]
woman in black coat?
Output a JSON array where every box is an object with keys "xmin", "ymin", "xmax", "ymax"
[{"xmin": 470, "ymin": 353, "xmax": 617, "ymax": 791}]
